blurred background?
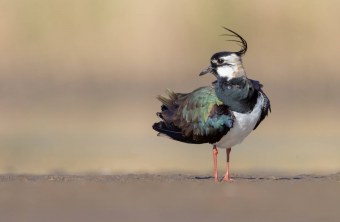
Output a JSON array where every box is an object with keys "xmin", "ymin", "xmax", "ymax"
[{"xmin": 0, "ymin": 0, "xmax": 339, "ymax": 175}]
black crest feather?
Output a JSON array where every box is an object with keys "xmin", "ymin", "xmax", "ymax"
[{"xmin": 221, "ymin": 27, "xmax": 248, "ymax": 56}]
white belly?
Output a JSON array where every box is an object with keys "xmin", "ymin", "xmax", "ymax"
[{"xmin": 215, "ymin": 94, "xmax": 264, "ymax": 148}]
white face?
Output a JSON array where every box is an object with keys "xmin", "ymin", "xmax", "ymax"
[
  {"xmin": 216, "ymin": 65, "xmax": 236, "ymax": 79},
  {"xmin": 213, "ymin": 54, "xmax": 241, "ymax": 80}
]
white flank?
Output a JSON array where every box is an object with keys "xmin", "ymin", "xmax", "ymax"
[{"xmin": 215, "ymin": 93, "xmax": 264, "ymax": 148}]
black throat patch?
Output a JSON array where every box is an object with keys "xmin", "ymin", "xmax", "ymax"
[{"xmin": 215, "ymin": 77, "xmax": 258, "ymax": 113}]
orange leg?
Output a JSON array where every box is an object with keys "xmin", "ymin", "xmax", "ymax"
[
  {"xmin": 222, "ymin": 148, "xmax": 233, "ymax": 182},
  {"xmin": 212, "ymin": 145, "xmax": 218, "ymax": 182}
]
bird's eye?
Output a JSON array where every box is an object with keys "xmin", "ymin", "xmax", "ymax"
[{"xmin": 217, "ymin": 58, "xmax": 224, "ymax": 64}]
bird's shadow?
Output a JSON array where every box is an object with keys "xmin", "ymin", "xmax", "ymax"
[
  {"xmin": 194, "ymin": 176, "xmax": 214, "ymax": 180},
  {"xmin": 193, "ymin": 175, "xmax": 324, "ymax": 181}
]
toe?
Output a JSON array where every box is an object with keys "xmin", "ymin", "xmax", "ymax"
[{"xmin": 222, "ymin": 177, "xmax": 234, "ymax": 182}]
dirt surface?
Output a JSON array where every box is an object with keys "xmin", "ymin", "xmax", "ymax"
[{"xmin": 1, "ymin": 173, "xmax": 339, "ymax": 222}]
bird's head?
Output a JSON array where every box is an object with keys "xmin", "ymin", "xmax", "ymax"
[{"xmin": 200, "ymin": 27, "xmax": 247, "ymax": 81}]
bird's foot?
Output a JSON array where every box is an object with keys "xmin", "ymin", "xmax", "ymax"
[
  {"xmin": 222, "ymin": 176, "xmax": 234, "ymax": 182},
  {"xmin": 213, "ymin": 173, "xmax": 219, "ymax": 182}
]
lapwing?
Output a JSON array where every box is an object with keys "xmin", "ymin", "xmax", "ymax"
[{"xmin": 152, "ymin": 27, "xmax": 271, "ymax": 182}]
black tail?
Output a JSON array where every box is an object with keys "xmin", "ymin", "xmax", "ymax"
[
  {"xmin": 152, "ymin": 121, "xmax": 182, "ymax": 140},
  {"xmin": 152, "ymin": 121, "xmax": 203, "ymax": 144},
  {"xmin": 152, "ymin": 90, "xmax": 202, "ymax": 144}
]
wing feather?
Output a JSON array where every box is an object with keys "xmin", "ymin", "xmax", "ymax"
[{"xmin": 153, "ymin": 86, "xmax": 234, "ymax": 144}]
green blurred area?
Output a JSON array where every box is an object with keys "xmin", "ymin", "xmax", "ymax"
[{"xmin": 0, "ymin": 0, "xmax": 339, "ymax": 174}]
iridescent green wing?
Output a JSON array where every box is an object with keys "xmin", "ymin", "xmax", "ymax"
[{"xmin": 173, "ymin": 86, "xmax": 234, "ymax": 144}]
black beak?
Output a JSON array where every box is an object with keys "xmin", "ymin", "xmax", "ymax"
[{"xmin": 199, "ymin": 66, "xmax": 213, "ymax": 76}]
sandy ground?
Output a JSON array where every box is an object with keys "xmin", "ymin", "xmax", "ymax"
[{"xmin": 0, "ymin": 173, "xmax": 339, "ymax": 222}]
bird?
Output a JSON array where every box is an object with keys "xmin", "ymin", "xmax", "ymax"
[{"xmin": 152, "ymin": 27, "xmax": 271, "ymax": 182}]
